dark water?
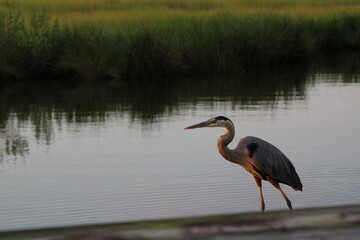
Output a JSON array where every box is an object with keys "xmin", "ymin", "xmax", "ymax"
[{"xmin": 1, "ymin": 53, "xmax": 360, "ymax": 231}]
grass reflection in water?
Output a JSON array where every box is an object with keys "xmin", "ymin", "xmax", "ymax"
[{"xmin": 0, "ymin": 53, "xmax": 359, "ymax": 160}]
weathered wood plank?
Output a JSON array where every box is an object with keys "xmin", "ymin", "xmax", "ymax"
[{"xmin": 1, "ymin": 204, "xmax": 359, "ymax": 240}]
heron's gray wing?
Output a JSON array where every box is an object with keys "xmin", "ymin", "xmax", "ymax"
[{"xmin": 239, "ymin": 136, "xmax": 302, "ymax": 190}]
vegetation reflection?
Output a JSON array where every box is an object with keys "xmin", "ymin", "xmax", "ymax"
[{"xmin": 0, "ymin": 53, "xmax": 359, "ymax": 160}]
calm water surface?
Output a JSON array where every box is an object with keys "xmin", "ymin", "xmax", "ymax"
[{"xmin": 1, "ymin": 54, "xmax": 360, "ymax": 231}]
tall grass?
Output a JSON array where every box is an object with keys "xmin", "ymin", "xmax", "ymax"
[{"xmin": 0, "ymin": 0, "xmax": 360, "ymax": 82}]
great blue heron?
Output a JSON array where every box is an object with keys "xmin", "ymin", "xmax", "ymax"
[{"xmin": 185, "ymin": 116, "xmax": 303, "ymax": 212}]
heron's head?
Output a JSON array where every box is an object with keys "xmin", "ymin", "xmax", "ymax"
[{"xmin": 184, "ymin": 116, "xmax": 233, "ymax": 130}]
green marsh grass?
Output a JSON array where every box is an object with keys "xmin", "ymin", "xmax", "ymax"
[{"xmin": 0, "ymin": 0, "xmax": 360, "ymax": 82}]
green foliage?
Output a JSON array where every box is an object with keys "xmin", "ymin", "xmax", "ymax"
[
  {"xmin": 56, "ymin": 27, "xmax": 122, "ymax": 81},
  {"xmin": 0, "ymin": 4, "xmax": 359, "ymax": 82},
  {"xmin": 0, "ymin": 9, "xmax": 65, "ymax": 81},
  {"xmin": 123, "ymin": 30, "xmax": 191, "ymax": 79},
  {"xmin": 0, "ymin": 11, "xmax": 26, "ymax": 80},
  {"xmin": 24, "ymin": 9, "xmax": 64, "ymax": 77}
]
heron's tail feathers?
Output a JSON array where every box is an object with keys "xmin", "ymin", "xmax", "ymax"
[{"xmin": 291, "ymin": 174, "xmax": 303, "ymax": 192}]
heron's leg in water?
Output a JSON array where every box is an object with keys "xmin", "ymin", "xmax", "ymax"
[
  {"xmin": 254, "ymin": 176, "xmax": 265, "ymax": 212},
  {"xmin": 268, "ymin": 178, "xmax": 292, "ymax": 210}
]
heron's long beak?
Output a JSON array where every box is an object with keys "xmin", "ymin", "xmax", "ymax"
[{"xmin": 184, "ymin": 120, "xmax": 211, "ymax": 130}]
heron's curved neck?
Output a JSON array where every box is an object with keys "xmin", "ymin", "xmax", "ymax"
[{"xmin": 217, "ymin": 123, "xmax": 237, "ymax": 164}]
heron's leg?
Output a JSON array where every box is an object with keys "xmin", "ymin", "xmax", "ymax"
[
  {"xmin": 278, "ymin": 187, "xmax": 292, "ymax": 210},
  {"xmin": 268, "ymin": 179, "xmax": 292, "ymax": 210},
  {"xmin": 254, "ymin": 176, "xmax": 265, "ymax": 212}
]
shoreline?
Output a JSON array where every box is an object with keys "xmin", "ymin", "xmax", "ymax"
[{"xmin": 1, "ymin": 9, "xmax": 360, "ymax": 82}]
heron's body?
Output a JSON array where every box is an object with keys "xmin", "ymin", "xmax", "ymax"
[{"xmin": 185, "ymin": 116, "xmax": 303, "ymax": 211}]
